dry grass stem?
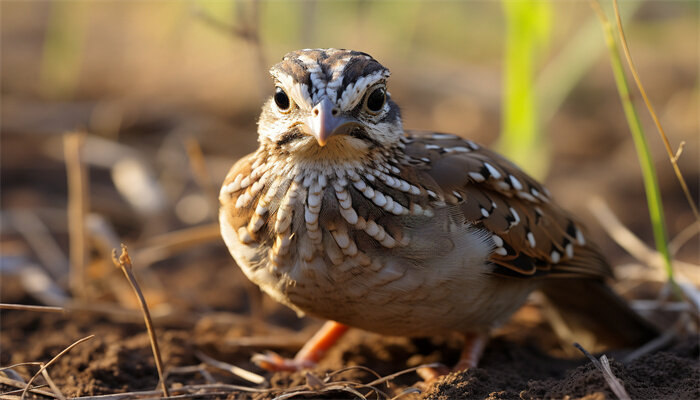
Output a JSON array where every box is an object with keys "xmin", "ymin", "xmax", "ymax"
[
  {"xmin": 574, "ymin": 343, "xmax": 630, "ymax": 400},
  {"xmin": 347, "ymin": 363, "xmax": 443, "ymax": 398},
  {"xmin": 66, "ymin": 383, "xmax": 275, "ymax": 400},
  {"xmin": 56, "ymin": 301, "xmax": 191, "ymax": 326},
  {"xmin": 224, "ymin": 334, "xmax": 309, "ymax": 350},
  {"xmin": 304, "ymin": 371, "xmax": 324, "ymax": 390},
  {"xmin": 630, "ymin": 299, "xmax": 691, "ymax": 313},
  {"xmin": 0, "ymin": 376, "xmax": 56, "ymax": 399},
  {"xmin": 16, "ymin": 263, "xmax": 69, "ymax": 307},
  {"xmin": 9, "ymin": 210, "xmax": 68, "ymax": 279},
  {"xmin": 623, "ymin": 324, "xmax": 681, "ymax": 362},
  {"xmin": 273, "ymin": 385, "xmax": 369, "ymax": 400},
  {"xmin": 678, "ymin": 282, "xmax": 700, "ymax": 317},
  {"xmin": 86, "ymin": 214, "xmax": 122, "ymax": 263},
  {"xmin": 326, "ymin": 365, "xmax": 383, "ymax": 382},
  {"xmin": 63, "ymin": 131, "xmax": 90, "ymax": 300},
  {"xmin": 194, "ymin": 351, "xmax": 265, "ymax": 385},
  {"xmin": 612, "ymin": 0, "xmax": 699, "ymax": 221},
  {"xmin": 363, "ymin": 364, "xmax": 441, "ymax": 387},
  {"xmin": 135, "ymin": 223, "xmax": 221, "ymax": 267},
  {"xmin": 41, "ymin": 368, "xmax": 66, "ymax": 400},
  {"xmin": 164, "ymin": 365, "xmax": 216, "ymax": 384},
  {"xmin": 0, "ymin": 303, "xmax": 64, "ymax": 313},
  {"xmin": 588, "ymin": 197, "xmax": 700, "ymax": 283},
  {"xmin": 19, "ymin": 335, "xmax": 95, "ymax": 400},
  {"xmin": 391, "ymin": 387, "xmax": 422, "ymax": 400},
  {"xmin": 111, "ymin": 244, "xmax": 170, "ymax": 398},
  {"xmin": 1, "ymin": 367, "xmax": 28, "ymax": 383},
  {"xmin": 1, "ymin": 362, "xmax": 43, "ymax": 373},
  {"xmin": 672, "ymin": 141, "xmax": 685, "ymax": 163},
  {"xmin": 669, "ymin": 220, "xmax": 700, "ymax": 256}
]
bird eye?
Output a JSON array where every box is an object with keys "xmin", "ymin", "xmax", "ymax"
[
  {"xmin": 364, "ymin": 87, "xmax": 386, "ymax": 114},
  {"xmin": 274, "ymin": 87, "xmax": 291, "ymax": 111}
]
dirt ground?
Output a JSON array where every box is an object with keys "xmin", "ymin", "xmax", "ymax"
[
  {"xmin": 1, "ymin": 263, "xmax": 699, "ymax": 399},
  {"xmin": 2, "ymin": 2, "xmax": 699, "ymax": 399}
]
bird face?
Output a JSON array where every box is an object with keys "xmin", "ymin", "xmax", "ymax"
[{"xmin": 257, "ymin": 49, "xmax": 403, "ymax": 160}]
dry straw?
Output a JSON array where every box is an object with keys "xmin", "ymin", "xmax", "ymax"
[{"xmin": 111, "ymin": 244, "xmax": 170, "ymax": 398}]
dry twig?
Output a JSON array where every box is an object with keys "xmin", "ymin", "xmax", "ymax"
[
  {"xmin": 612, "ymin": 0, "xmax": 699, "ymax": 221},
  {"xmin": 135, "ymin": 223, "xmax": 221, "ymax": 268},
  {"xmin": 366, "ymin": 363, "xmax": 442, "ymax": 388},
  {"xmin": 0, "ymin": 375, "xmax": 55, "ymax": 398},
  {"xmin": 41, "ymin": 368, "xmax": 66, "ymax": 400},
  {"xmin": 391, "ymin": 387, "xmax": 422, "ymax": 400},
  {"xmin": 194, "ymin": 351, "xmax": 265, "ymax": 385},
  {"xmin": 0, "ymin": 303, "xmax": 64, "ymax": 313},
  {"xmin": 623, "ymin": 322, "xmax": 681, "ymax": 362},
  {"xmin": 164, "ymin": 365, "xmax": 216, "ymax": 384},
  {"xmin": 270, "ymin": 363, "xmax": 441, "ymax": 400},
  {"xmin": 64, "ymin": 131, "xmax": 90, "ymax": 300},
  {"xmin": 1, "ymin": 367, "xmax": 28, "ymax": 383},
  {"xmin": 588, "ymin": 197, "xmax": 700, "ymax": 284},
  {"xmin": 669, "ymin": 220, "xmax": 700, "ymax": 257},
  {"xmin": 111, "ymin": 244, "xmax": 170, "ymax": 398},
  {"xmin": 574, "ymin": 343, "xmax": 630, "ymax": 400},
  {"xmin": 9, "ymin": 210, "xmax": 69, "ymax": 279},
  {"xmin": 61, "ymin": 383, "xmax": 273, "ymax": 400},
  {"xmin": 272, "ymin": 383, "xmax": 369, "ymax": 400},
  {"xmin": 20, "ymin": 335, "xmax": 95, "ymax": 400}
]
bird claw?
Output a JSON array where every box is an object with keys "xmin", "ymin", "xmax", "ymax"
[{"xmin": 251, "ymin": 351, "xmax": 317, "ymax": 372}]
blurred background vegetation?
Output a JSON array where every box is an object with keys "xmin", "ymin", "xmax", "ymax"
[{"xmin": 1, "ymin": 0, "xmax": 698, "ymax": 306}]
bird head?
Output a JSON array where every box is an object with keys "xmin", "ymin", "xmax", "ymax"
[{"xmin": 257, "ymin": 49, "xmax": 403, "ymax": 160}]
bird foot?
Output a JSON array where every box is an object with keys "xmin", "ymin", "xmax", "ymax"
[
  {"xmin": 251, "ymin": 322, "xmax": 349, "ymax": 373},
  {"xmin": 415, "ymin": 332, "xmax": 486, "ymax": 390},
  {"xmin": 251, "ymin": 351, "xmax": 316, "ymax": 372}
]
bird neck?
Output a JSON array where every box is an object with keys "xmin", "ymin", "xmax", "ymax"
[{"xmin": 255, "ymin": 140, "xmax": 406, "ymax": 185}]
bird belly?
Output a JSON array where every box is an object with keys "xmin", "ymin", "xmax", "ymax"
[
  {"xmin": 221, "ymin": 211, "xmax": 534, "ymax": 336},
  {"xmin": 282, "ymin": 254, "xmax": 535, "ymax": 336}
]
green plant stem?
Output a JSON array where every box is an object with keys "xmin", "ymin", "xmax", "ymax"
[
  {"xmin": 594, "ymin": 5, "xmax": 676, "ymax": 289},
  {"xmin": 499, "ymin": 0, "xmax": 552, "ymax": 180}
]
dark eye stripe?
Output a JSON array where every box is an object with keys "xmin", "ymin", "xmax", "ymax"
[{"xmin": 276, "ymin": 130, "xmax": 304, "ymax": 147}]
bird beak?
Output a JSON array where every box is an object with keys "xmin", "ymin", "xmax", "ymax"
[{"xmin": 307, "ymin": 98, "xmax": 357, "ymax": 147}]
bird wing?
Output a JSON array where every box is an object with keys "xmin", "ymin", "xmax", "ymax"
[{"xmin": 403, "ymin": 131, "xmax": 612, "ymax": 280}]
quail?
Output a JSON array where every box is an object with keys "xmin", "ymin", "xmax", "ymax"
[{"xmin": 219, "ymin": 48, "xmax": 658, "ymax": 373}]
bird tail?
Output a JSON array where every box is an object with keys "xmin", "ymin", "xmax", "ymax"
[{"xmin": 539, "ymin": 279, "xmax": 659, "ymax": 348}]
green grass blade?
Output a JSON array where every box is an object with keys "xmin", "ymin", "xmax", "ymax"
[
  {"xmin": 499, "ymin": 0, "xmax": 552, "ymax": 180},
  {"xmin": 40, "ymin": 1, "xmax": 89, "ymax": 99},
  {"xmin": 593, "ymin": 4, "xmax": 676, "ymax": 287}
]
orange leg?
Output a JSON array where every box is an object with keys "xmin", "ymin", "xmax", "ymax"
[
  {"xmin": 417, "ymin": 332, "xmax": 488, "ymax": 381},
  {"xmin": 253, "ymin": 321, "xmax": 349, "ymax": 372},
  {"xmin": 453, "ymin": 332, "xmax": 487, "ymax": 371}
]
